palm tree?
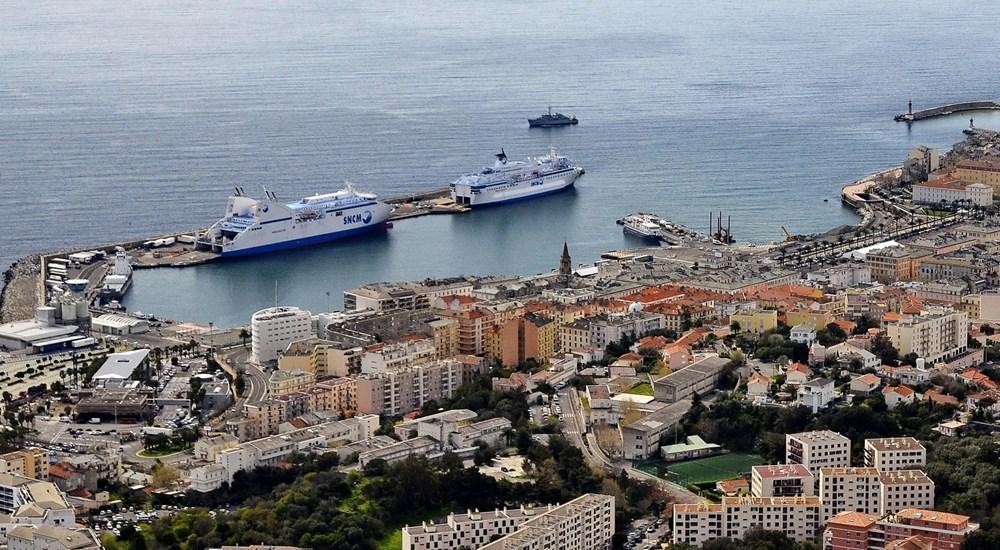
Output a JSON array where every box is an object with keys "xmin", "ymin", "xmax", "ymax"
[{"xmin": 239, "ymin": 328, "xmax": 250, "ymax": 349}]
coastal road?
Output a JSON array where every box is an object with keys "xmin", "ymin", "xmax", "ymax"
[{"xmin": 208, "ymin": 347, "xmax": 268, "ymax": 429}]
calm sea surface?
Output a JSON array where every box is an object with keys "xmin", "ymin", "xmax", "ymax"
[{"xmin": 3, "ymin": 1, "xmax": 1000, "ymax": 327}]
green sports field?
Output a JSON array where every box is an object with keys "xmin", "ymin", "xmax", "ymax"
[{"xmin": 662, "ymin": 453, "xmax": 764, "ymax": 485}]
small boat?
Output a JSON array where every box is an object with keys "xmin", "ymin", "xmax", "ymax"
[{"xmin": 528, "ymin": 107, "xmax": 578, "ymax": 128}]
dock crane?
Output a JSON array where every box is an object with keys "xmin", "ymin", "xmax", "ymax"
[{"xmin": 782, "ymin": 226, "xmax": 796, "ymax": 242}]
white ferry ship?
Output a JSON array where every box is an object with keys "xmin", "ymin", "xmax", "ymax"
[
  {"xmin": 450, "ymin": 147, "xmax": 583, "ymax": 206},
  {"xmin": 621, "ymin": 213, "xmax": 666, "ymax": 241},
  {"xmin": 198, "ymin": 183, "xmax": 391, "ymax": 257},
  {"xmin": 100, "ymin": 247, "xmax": 133, "ymax": 299}
]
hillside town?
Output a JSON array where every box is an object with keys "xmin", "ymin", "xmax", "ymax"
[{"xmin": 2, "ymin": 131, "xmax": 1000, "ymax": 549}]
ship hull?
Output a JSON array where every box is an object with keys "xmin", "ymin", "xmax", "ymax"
[
  {"xmin": 451, "ymin": 167, "xmax": 582, "ymax": 207},
  {"xmin": 220, "ymin": 223, "xmax": 387, "ymax": 257}
]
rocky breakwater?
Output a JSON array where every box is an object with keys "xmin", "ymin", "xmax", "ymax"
[{"xmin": 0, "ymin": 256, "xmax": 41, "ymax": 323}]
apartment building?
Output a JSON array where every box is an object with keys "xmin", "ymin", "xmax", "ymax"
[
  {"xmin": 878, "ymin": 470, "xmax": 934, "ymax": 516},
  {"xmin": 500, "ymin": 313, "xmax": 557, "ymax": 367},
  {"xmin": 560, "ymin": 318, "xmax": 595, "ymax": 354},
  {"xmin": 358, "ymin": 436, "xmax": 439, "ymax": 467},
  {"xmin": 825, "ymin": 509, "xmax": 978, "ymax": 550},
  {"xmin": 267, "ymin": 369, "xmax": 315, "ymax": 396},
  {"xmin": 751, "ymin": 464, "xmax": 815, "ymax": 498},
  {"xmin": 193, "ymin": 432, "xmax": 239, "ymax": 462},
  {"xmin": 237, "ymin": 399, "xmax": 287, "ymax": 440},
  {"xmin": 478, "ymin": 493, "xmax": 615, "ymax": 550},
  {"xmin": 588, "ymin": 312, "xmax": 665, "ymax": 350},
  {"xmin": 864, "ymin": 438, "xmax": 926, "ymax": 472},
  {"xmin": 672, "ymin": 496, "xmax": 822, "ymax": 547},
  {"xmin": 786, "ymin": 431, "xmax": 851, "ymax": 479},
  {"xmin": 194, "ymin": 416, "xmax": 378, "ymax": 491},
  {"xmin": 427, "ymin": 317, "xmax": 460, "ymax": 359},
  {"xmin": 356, "ymin": 359, "xmax": 470, "ymax": 417},
  {"xmin": 885, "ymin": 307, "xmax": 968, "ymax": 365},
  {"xmin": 652, "ymin": 355, "xmax": 729, "ymax": 403},
  {"xmin": 402, "ymin": 504, "xmax": 547, "ymax": 550},
  {"xmin": 278, "ymin": 338, "xmax": 362, "ymax": 378},
  {"xmin": 819, "ymin": 467, "xmax": 881, "ymax": 520},
  {"xmin": 0, "ymin": 474, "xmax": 75, "ymax": 528},
  {"xmin": 798, "ymin": 378, "xmax": 835, "ymax": 413},
  {"xmin": 250, "ymin": 306, "xmax": 313, "ymax": 364},
  {"xmin": 344, "ymin": 278, "xmax": 474, "ymax": 313},
  {"xmin": 0, "ymin": 449, "xmax": 49, "ymax": 481},
  {"xmin": 620, "ymin": 400, "xmax": 691, "ymax": 460},
  {"xmin": 360, "ymin": 338, "xmax": 436, "ymax": 374},
  {"xmin": 867, "ymin": 246, "xmax": 919, "ymax": 283}
]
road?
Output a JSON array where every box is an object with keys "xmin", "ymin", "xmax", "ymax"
[
  {"xmin": 558, "ymin": 387, "xmax": 703, "ymax": 506},
  {"xmin": 207, "ymin": 347, "xmax": 268, "ymax": 429}
]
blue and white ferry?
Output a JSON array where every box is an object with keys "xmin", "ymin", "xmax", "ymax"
[
  {"xmin": 198, "ymin": 183, "xmax": 391, "ymax": 257},
  {"xmin": 450, "ymin": 147, "xmax": 584, "ymax": 206}
]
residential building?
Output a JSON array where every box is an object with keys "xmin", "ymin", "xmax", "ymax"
[
  {"xmin": 864, "ymin": 438, "xmax": 926, "ymax": 472},
  {"xmin": 787, "ymin": 362, "xmax": 812, "ymax": 384},
  {"xmin": 798, "ymin": 378, "xmax": 835, "ymax": 413},
  {"xmin": 790, "ymin": 324, "xmax": 817, "ymax": 346},
  {"xmin": 344, "ymin": 278, "xmax": 474, "ymax": 313},
  {"xmin": 267, "ymin": 369, "xmax": 315, "ymax": 396},
  {"xmin": 751, "ymin": 464, "xmax": 815, "ymax": 498},
  {"xmin": 867, "ymin": 246, "xmax": 919, "ymax": 283},
  {"xmin": 402, "ymin": 504, "xmax": 550, "ymax": 550},
  {"xmin": 358, "ymin": 436, "xmax": 439, "ymax": 467},
  {"xmin": 819, "ymin": 467, "xmax": 881, "ymax": 520},
  {"xmin": 746, "ymin": 373, "xmax": 770, "ymax": 398},
  {"xmin": 849, "ymin": 373, "xmax": 881, "ymax": 395},
  {"xmin": 908, "ymin": 145, "xmax": 940, "ymax": 176},
  {"xmin": 0, "ymin": 474, "xmax": 75, "ymax": 528},
  {"xmin": 239, "ymin": 400, "xmax": 287, "ymax": 440},
  {"xmin": 786, "ymin": 431, "xmax": 851, "ymax": 479},
  {"xmin": 827, "ymin": 342, "xmax": 880, "ymax": 370},
  {"xmin": 588, "ymin": 312, "xmax": 666, "ymax": 351},
  {"xmin": 251, "ymin": 306, "xmax": 313, "ymax": 364},
  {"xmin": 652, "ymin": 355, "xmax": 729, "ymax": 403},
  {"xmin": 560, "ymin": 318, "xmax": 594, "ymax": 354},
  {"xmin": 278, "ymin": 338, "xmax": 362, "ymax": 378},
  {"xmin": 427, "ymin": 317, "xmax": 460, "ymax": 359},
  {"xmin": 882, "ymin": 385, "xmax": 917, "ymax": 410},
  {"xmin": 825, "ymin": 509, "xmax": 978, "ymax": 550},
  {"xmin": 478, "ymin": 493, "xmax": 615, "ymax": 550},
  {"xmin": 879, "ymin": 470, "xmax": 935, "ymax": 515},
  {"xmin": 885, "ymin": 307, "xmax": 968, "ymax": 364},
  {"xmin": 672, "ymin": 496, "xmax": 822, "ymax": 547},
  {"xmin": 360, "ymin": 338, "xmax": 436, "ymax": 374},
  {"xmin": 0, "ymin": 449, "xmax": 49, "ymax": 481},
  {"xmin": 6, "ymin": 525, "xmax": 101, "ymax": 550},
  {"xmin": 731, "ymin": 309, "xmax": 779, "ymax": 334},
  {"xmin": 500, "ymin": 313, "xmax": 557, "ymax": 367},
  {"xmin": 356, "ymin": 359, "xmax": 472, "ymax": 417},
  {"xmin": 194, "ymin": 432, "xmax": 239, "ymax": 462}
]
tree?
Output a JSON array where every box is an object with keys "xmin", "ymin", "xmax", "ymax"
[
  {"xmin": 239, "ymin": 328, "xmax": 251, "ymax": 348},
  {"xmin": 730, "ymin": 321, "xmax": 741, "ymax": 333},
  {"xmin": 234, "ymin": 372, "xmax": 247, "ymax": 397},
  {"xmin": 473, "ymin": 441, "xmax": 496, "ymax": 466},
  {"xmin": 150, "ymin": 463, "xmax": 181, "ymax": 488}
]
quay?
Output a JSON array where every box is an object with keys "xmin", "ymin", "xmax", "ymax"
[{"xmin": 894, "ymin": 99, "xmax": 1000, "ymax": 122}]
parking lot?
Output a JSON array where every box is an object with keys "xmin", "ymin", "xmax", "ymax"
[
  {"xmin": 529, "ymin": 393, "xmax": 563, "ymax": 427},
  {"xmin": 624, "ymin": 515, "xmax": 670, "ymax": 550}
]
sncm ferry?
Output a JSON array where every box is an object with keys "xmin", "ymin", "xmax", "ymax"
[{"xmin": 198, "ymin": 183, "xmax": 391, "ymax": 257}]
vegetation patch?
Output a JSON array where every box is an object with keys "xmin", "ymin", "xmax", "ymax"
[{"xmin": 626, "ymin": 382, "xmax": 654, "ymax": 396}]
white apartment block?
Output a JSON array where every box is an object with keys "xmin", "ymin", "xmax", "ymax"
[
  {"xmin": 588, "ymin": 312, "xmax": 665, "ymax": 350},
  {"xmin": 193, "ymin": 416, "xmax": 378, "ymax": 491},
  {"xmin": 878, "ymin": 470, "xmax": 935, "ymax": 516},
  {"xmin": 885, "ymin": 307, "xmax": 968, "ymax": 365},
  {"xmin": 864, "ymin": 438, "xmax": 927, "ymax": 472},
  {"xmin": 479, "ymin": 493, "xmax": 615, "ymax": 550},
  {"xmin": 672, "ymin": 496, "xmax": 822, "ymax": 547},
  {"xmin": 360, "ymin": 338, "xmax": 436, "ymax": 374},
  {"xmin": 251, "ymin": 306, "xmax": 313, "ymax": 364},
  {"xmin": 818, "ymin": 467, "xmax": 935, "ymax": 520},
  {"xmin": 786, "ymin": 431, "xmax": 851, "ymax": 479},
  {"xmin": 751, "ymin": 464, "xmax": 815, "ymax": 498},
  {"xmin": 819, "ymin": 467, "xmax": 881, "ymax": 520},
  {"xmin": 0, "ymin": 474, "xmax": 75, "ymax": 528}
]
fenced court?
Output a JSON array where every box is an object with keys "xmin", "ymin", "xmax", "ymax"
[{"xmin": 661, "ymin": 453, "xmax": 764, "ymax": 486}]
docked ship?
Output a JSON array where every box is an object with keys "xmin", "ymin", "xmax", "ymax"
[
  {"xmin": 197, "ymin": 183, "xmax": 391, "ymax": 257},
  {"xmin": 450, "ymin": 148, "xmax": 584, "ymax": 207},
  {"xmin": 528, "ymin": 107, "xmax": 578, "ymax": 127},
  {"xmin": 100, "ymin": 247, "xmax": 133, "ymax": 300},
  {"xmin": 620, "ymin": 213, "xmax": 666, "ymax": 241}
]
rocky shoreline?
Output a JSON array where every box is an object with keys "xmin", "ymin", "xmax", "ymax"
[{"xmin": 0, "ymin": 255, "xmax": 41, "ymax": 324}]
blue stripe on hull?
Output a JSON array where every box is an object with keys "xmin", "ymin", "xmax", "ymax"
[
  {"xmin": 468, "ymin": 181, "xmax": 575, "ymax": 207},
  {"xmin": 220, "ymin": 224, "xmax": 386, "ymax": 258}
]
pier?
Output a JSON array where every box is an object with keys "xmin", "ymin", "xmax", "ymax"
[{"xmin": 894, "ymin": 100, "xmax": 1000, "ymax": 122}]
